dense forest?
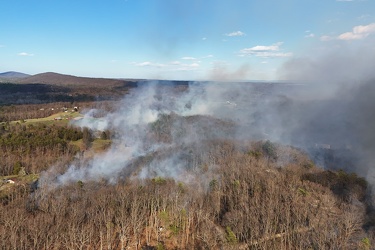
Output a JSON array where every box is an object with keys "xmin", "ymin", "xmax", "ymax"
[
  {"xmin": 0, "ymin": 110, "xmax": 374, "ymax": 249},
  {"xmin": 0, "ymin": 122, "xmax": 83, "ymax": 176},
  {"xmin": 0, "ymin": 77, "xmax": 375, "ymax": 249}
]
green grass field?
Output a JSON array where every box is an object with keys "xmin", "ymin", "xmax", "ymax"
[{"xmin": 11, "ymin": 111, "xmax": 83, "ymax": 126}]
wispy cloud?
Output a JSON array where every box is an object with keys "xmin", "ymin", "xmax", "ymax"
[
  {"xmin": 225, "ymin": 31, "xmax": 245, "ymax": 37},
  {"xmin": 166, "ymin": 61, "xmax": 200, "ymax": 71},
  {"xmin": 18, "ymin": 52, "xmax": 34, "ymax": 56},
  {"xmin": 132, "ymin": 60, "xmax": 199, "ymax": 71},
  {"xmin": 305, "ymin": 30, "xmax": 315, "ymax": 38},
  {"xmin": 239, "ymin": 42, "xmax": 292, "ymax": 58},
  {"xmin": 337, "ymin": 23, "xmax": 375, "ymax": 40},
  {"xmin": 202, "ymin": 37, "xmax": 207, "ymax": 41},
  {"xmin": 320, "ymin": 23, "xmax": 375, "ymax": 41},
  {"xmin": 170, "ymin": 61, "xmax": 181, "ymax": 65},
  {"xmin": 133, "ymin": 61, "xmax": 165, "ymax": 68},
  {"xmin": 181, "ymin": 57, "xmax": 196, "ymax": 60},
  {"xmin": 358, "ymin": 14, "xmax": 370, "ymax": 20},
  {"xmin": 320, "ymin": 35, "xmax": 334, "ymax": 41}
]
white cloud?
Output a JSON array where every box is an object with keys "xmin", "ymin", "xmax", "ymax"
[
  {"xmin": 133, "ymin": 61, "xmax": 165, "ymax": 68},
  {"xmin": 202, "ymin": 37, "xmax": 207, "ymax": 40},
  {"xmin": 358, "ymin": 14, "xmax": 370, "ymax": 20},
  {"xmin": 239, "ymin": 42, "xmax": 292, "ymax": 58},
  {"xmin": 253, "ymin": 52, "xmax": 293, "ymax": 57},
  {"xmin": 304, "ymin": 31, "xmax": 315, "ymax": 38},
  {"xmin": 135, "ymin": 61, "xmax": 151, "ymax": 66},
  {"xmin": 225, "ymin": 31, "xmax": 245, "ymax": 37},
  {"xmin": 181, "ymin": 57, "xmax": 196, "ymax": 60},
  {"xmin": 189, "ymin": 63, "xmax": 200, "ymax": 67},
  {"xmin": 252, "ymin": 42, "xmax": 283, "ymax": 51},
  {"xmin": 337, "ymin": 23, "xmax": 375, "ymax": 40},
  {"xmin": 132, "ymin": 60, "xmax": 199, "ymax": 72},
  {"xmin": 18, "ymin": 52, "xmax": 34, "ymax": 56},
  {"xmin": 320, "ymin": 35, "xmax": 334, "ymax": 41}
]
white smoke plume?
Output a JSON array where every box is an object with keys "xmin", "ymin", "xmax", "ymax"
[
  {"xmin": 39, "ymin": 38, "xmax": 375, "ymax": 188},
  {"xmin": 39, "ymin": 82, "xmax": 243, "ymax": 188}
]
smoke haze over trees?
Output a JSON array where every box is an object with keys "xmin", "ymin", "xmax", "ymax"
[{"xmin": 1, "ymin": 34, "xmax": 375, "ymax": 249}]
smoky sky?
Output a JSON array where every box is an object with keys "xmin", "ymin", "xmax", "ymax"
[{"xmin": 276, "ymin": 38, "xmax": 375, "ymax": 177}]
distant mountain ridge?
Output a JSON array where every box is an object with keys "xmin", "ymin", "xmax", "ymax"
[
  {"xmin": 16, "ymin": 72, "xmax": 132, "ymax": 86},
  {"xmin": 0, "ymin": 71, "xmax": 30, "ymax": 79},
  {"xmin": 0, "ymin": 71, "xmax": 140, "ymax": 105}
]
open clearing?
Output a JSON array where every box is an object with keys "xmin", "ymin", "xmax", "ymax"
[{"xmin": 10, "ymin": 111, "xmax": 83, "ymax": 126}]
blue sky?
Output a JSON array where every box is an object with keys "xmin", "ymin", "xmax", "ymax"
[{"xmin": 1, "ymin": 0, "xmax": 375, "ymax": 80}]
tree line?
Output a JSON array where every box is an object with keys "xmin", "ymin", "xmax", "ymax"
[
  {"xmin": 0, "ymin": 123, "xmax": 84, "ymax": 176},
  {"xmin": 0, "ymin": 101, "xmax": 120, "ymax": 122}
]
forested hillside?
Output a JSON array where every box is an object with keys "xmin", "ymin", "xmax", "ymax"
[
  {"xmin": 0, "ymin": 78, "xmax": 374, "ymax": 249},
  {"xmin": 0, "ymin": 72, "xmax": 138, "ymax": 105},
  {"xmin": 0, "ymin": 116, "xmax": 374, "ymax": 249}
]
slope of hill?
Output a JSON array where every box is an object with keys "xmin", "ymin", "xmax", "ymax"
[
  {"xmin": 0, "ymin": 71, "xmax": 30, "ymax": 82},
  {"xmin": 0, "ymin": 72, "xmax": 139, "ymax": 105},
  {"xmin": 17, "ymin": 72, "xmax": 133, "ymax": 87}
]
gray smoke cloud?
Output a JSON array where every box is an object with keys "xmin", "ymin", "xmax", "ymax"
[
  {"xmin": 39, "ymin": 38, "xmax": 375, "ymax": 188},
  {"xmin": 276, "ymin": 38, "xmax": 375, "ymax": 178}
]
